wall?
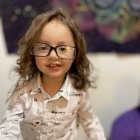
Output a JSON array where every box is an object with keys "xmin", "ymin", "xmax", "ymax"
[
  {"xmin": 0, "ymin": 18, "xmax": 18, "ymax": 118},
  {"xmin": 0, "ymin": 18, "xmax": 140, "ymax": 139}
]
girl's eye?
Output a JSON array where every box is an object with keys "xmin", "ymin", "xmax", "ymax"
[
  {"xmin": 58, "ymin": 46, "xmax": 67, "ymax": 51},
  {"xmin": 36, "ymin": 44, "xmax": 50, "ymax": 51},
  {"xmin": 39, "ymin": 46, "xmax": 47, "ymax": 50}
]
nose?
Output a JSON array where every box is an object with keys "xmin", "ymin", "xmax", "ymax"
[{"xmin": 48, "ymin": 49, "xmax": 58, "ymax": 59}]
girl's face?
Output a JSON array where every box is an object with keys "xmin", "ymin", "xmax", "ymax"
[{"xmin": 35, "ymin": 20, "xmax": 75, "ymax": 81}]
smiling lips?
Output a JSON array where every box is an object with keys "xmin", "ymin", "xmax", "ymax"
[{"xmin": 47, "ymin": 63, "xmax": 62, "ymax": 70}]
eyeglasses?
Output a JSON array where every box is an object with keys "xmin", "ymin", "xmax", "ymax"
[{"xmin": 30, "ymin": 42, "xmax": 76, "ymax": 60}]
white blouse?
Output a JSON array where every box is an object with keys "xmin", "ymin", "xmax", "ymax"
[{"xmin": 0, "ymin": 75, "xmax": 106, "ymax": 140}]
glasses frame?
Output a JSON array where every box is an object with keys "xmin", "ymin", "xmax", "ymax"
[{"xmin": 30, "ymin": 42, "xmax": 77, "ymax": 60}]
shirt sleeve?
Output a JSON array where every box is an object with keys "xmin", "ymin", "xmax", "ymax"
[
  {"xmin": 78, "ymin": 92, "xmax": 106, "ymax": 140},
  {"xmin": 0, "ymin": 97, "xmax": 24, "ymax": 140}
]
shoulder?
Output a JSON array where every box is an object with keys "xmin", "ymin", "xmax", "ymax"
[
  {"xmin": 110, "ymin": 107, "xmax": 140, "ymax": 139},
  {"xmin": 9, "ymin": 77, "xmax": 38, "ymax": 105},
  {"xmin": 67, "ymin": 76, "xmax": 84, "ymax": 95},
  {"xmin": 116, "ymin": 107, "xmax": 139, "ymax": 121},
  {"xmin": 112, "ymin": 107, "xmax": 140, "ymax": 129}
]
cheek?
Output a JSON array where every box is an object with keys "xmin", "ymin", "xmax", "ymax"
[
  {"xmin": 65, "ymin": 60, "xmax": 74, "ymax": 70},
  {"xmin": 35, "ymin": 57, "xmax": 45, "ymax": 68}
]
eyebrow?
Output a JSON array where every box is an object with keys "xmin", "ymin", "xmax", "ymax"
[{"xmin": 37, "ymin": 40, "xmax": 75, "ymax": 46}]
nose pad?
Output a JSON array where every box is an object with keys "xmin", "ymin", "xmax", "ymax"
[{"xmin": 48, "ymin": 49, "xmax": 59, "ymax": 59}]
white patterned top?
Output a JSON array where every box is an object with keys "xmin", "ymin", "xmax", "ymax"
[{"xmin": 0, "ymin": 75, "xmax": 106, "ymax": 140}]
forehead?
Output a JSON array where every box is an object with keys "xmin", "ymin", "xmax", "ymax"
[
  {"xmin": 42, "ymin": 19, "xmax": 71, "ymax": 33},
  {"xmin": 39, "ymin": 19, "xmax": 74, "ymax": 44}
]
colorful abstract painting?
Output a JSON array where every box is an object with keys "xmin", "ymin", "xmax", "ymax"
[{"xmin": 1, "ymin": 0, "xmax": 140, "ymax": 53}]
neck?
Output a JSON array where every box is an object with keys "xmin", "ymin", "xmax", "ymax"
[{"xmin": 41, "ymin": 76, "xmax": 66, "ymax": 97}]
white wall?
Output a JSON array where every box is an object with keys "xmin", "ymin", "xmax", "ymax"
[
  {"xmin": 0, "ymin": 18, "xmax": 18, "ymax": 119},
  {"xmin": 0, "ymin": 18, "xmax": 140, "ymax": 139},
  {"xmin": 87, "ymin": 53, "xmax": 140, "ymax": 139}
]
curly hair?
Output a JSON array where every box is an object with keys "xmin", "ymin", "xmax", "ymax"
[{"xmin": 13, "ymin": 8, "xmax": 94, "ymax": 95}]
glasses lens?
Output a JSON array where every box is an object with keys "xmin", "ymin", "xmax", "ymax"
[
  {"xmin": 57, "ymin": 46, "xmax": 76, "ymax": 59},
  {"xmin": 31, "ymin": 43, "xmax": 50, "ymax": 56},
  {"xmin": 31, "ymin": 43, "xmax": 76, "ymax": 59}
]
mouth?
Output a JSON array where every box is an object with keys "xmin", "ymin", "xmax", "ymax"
[{"xmin": 47, "ymin": 63, "xmax": 62, "ymax": 69}]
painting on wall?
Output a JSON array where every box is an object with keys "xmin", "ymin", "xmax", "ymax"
[
  {"xmin": 0, "ymin": 0, "xmax": 52, "ymax": 53},
  {"xmin": 1, "ymin": 0, "xmax": 140, "ymax": 53}
]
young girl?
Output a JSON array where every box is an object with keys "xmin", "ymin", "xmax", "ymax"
[{"xmin": 0, "ymin": 8, "xmax": 106, "ymax": 140}]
